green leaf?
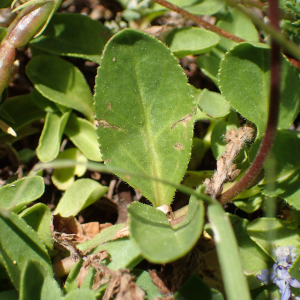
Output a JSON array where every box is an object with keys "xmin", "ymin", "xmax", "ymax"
[
  {"xmin": 174, "ymin": 274, "xmax": 224, "ymax": 300},
  {"xmin": 258, "ymin": 130, "xmax": 300, "ymax": 209},
  {"xmin": 0, "ymin": 212, "xmax": 52, "ymax": 289},
  {"xmin": 0, "ymin": 0, "xmax": 13, "ymax": 8},
  {"xmin": 19, "ymin": 203, "xmax": 53, "ymax": 250},
  {"xmin": 63, "ymin": 289, "xmax": 96, "ymax": 300},
  {"xmin": 51, "ymin": 148, "xmax": 87, "ymax": 190},
  {"xmin": 289, "ymin": 253, "xmax": 300, "ymax": 287},
  {"xmin": 132, "ymin": 270, "xmax": 162, "ymax": 299},
  {"xmin": 31, "ymin": 89, "xmax": 61, "ymax": 113},
  {"xmin": 0, "ymin": 176, "xmax": 44, "ymax": 213},
  {"xmin": 247, "ymin": 217, "xmax": 300, "ymax": 256},
  {"xmin": 196, "ymin": 55, "xmax": 220, "ymax": 87},
  {"xmin": 54, "ymin": 179, "xmax": 108, "ymax": 217},
  {"xmin": 64, "ymin": 113, "xmax": 102, "ymax": 162},
  {"xmin": 216, "ymin": 6, "xmax": 259, "ymax": 52},
  {"xmin": 94, "ymin": 28, "xmax": 195, "ymax": 207},
  {"xmin": 78, "ymin": 223, "xmax": 126, "ymax": 251},
  {"xmin": 198, "ymin": 89, "xmax": 230, "ymax": 118},
  {"xmin": 30, "ymin": 13, "xmax": 111, "ymax": 64},
  {"xmin": 128, "ymin": 195, "xmax": 204, "ymax": 263},
  {"xmin": 228, "ymin": 214, "xmax": 272, "ymax": 289},
  {"xmin": 218, "ymin": 42, "xmax": 300, "ymax": 135},
  {"xmin": 0, "ymin": 290, "xmax": 18, "ymax": 300},
  {"xmin": 86, "ymin": 237, "xmax": 143, "ymax": 271},
  {"xmin": 183, "ymin": 170, "xmax": 214, "ymax": 187},
  {"xmin": 63, "ymin": 260, "xmax": 83, "ymax": 293},
  {"xmin": 164, "ymin": 27, "xmax": 220, "ymax": 58},
  {"xmin": 20, "ymin": 260, "xmax": 62, "ymax": 300},
  {"xmin": 207, "ymin": 202, "xmax": 251, "ymax": 300},
  {"xmin": 26, "ymin": 55, "xmax": 94, "ymax": 121},
  {"xmin": 233, "ymin": 195, "xmax": 263, "ymax": 213},
  {"xmin": 186, "ymin": 0, "xmax": 225, "ymax": 15},
  {"xmin": 37, "ymin": 111, "xmax": 71, "ymax": 162},
  {"xmin": 0, "ymin": 93, "xmax": 45, "ymax": 132}
]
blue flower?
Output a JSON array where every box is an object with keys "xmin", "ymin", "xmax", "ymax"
[{"xmin": 257, "ymin": 246, "xmax": 300, "ymax": 300}]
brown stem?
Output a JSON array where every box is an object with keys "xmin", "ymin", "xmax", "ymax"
[
  {"xmin": 219, "ymin": 0, "xmax": 281, "ymax": 204},
  {"xmin": 152, "ymin": 0, "xmax": 245, "ymax": 43}
]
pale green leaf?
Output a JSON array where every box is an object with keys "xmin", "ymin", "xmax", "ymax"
[
  {"xmin": 54, "ymin": 179, "xmax": 108, "ymax": 217},
  {"xmin": 198, "ymin": 89, "xmax": 230, "ymax": 118},
  {"xmin": 37, "ymin": 111, "xmax": 71, "ymax": 162},
  {"xmin": 164, "ymin": 27, "xmax": 220, "ymax": 58},
  {"xmin": 51, "ymin": 148, "xmax": 87, "ymax": 191},
  {"xmin": 186, "ymin": 0, "xmax": 225, "ymax": 15},
  {"xmin": 64, "ymin": 113, "xmax": 102, "ymax": 162},
  {"xmin": 94, "ymin": 28, "xmax": 195, "ymax": 207}
]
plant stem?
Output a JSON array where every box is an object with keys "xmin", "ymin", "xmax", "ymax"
[
  {"xmin": 151, "ymin": 0, "xmax": 245, "ymax": 42},
  {"xmin": 219, "ymin": 0, "xmax": 281, "ymax": 204}
]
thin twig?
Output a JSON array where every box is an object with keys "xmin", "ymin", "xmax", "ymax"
[
  {"xmin": 219, "ymin": 0, "xmax": 281, "ymax": 204},
  {"xmin": 152, "ymin": 0, "xmax": 245, "ymax": 43}
]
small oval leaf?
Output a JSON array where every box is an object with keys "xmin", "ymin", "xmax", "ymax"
[{"xmin": 54, "ymin": 179, "xmax": 108, "ymax": 217}]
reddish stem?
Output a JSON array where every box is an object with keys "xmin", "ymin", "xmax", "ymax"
[
  {"xmin": 219, "ymin": 0, "xmax": 281, "ymax": 204},
  {"xmin": 152, "ymin": 0, "xmax": 245, "ymax": 43}
]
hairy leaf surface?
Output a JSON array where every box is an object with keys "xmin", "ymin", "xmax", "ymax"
[{"xmin": 94, "ymin": 29, "xmax": 195, "ymax": 207}]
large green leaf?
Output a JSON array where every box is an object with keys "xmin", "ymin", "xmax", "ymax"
[
  {"xmin": 0, "ymin": 176, "xmax": 44, "ymax": 213},
  {"xmin": 0, "ymin": 212, "xmax": 52, "ymax": 289},
  {"xmin": 128, "ymin": 195, "xmax": 204, "ymax": 263},
  {"xmin": 30, "ymin": 13, "xmax": 111, "ymax": 64},
  {"xmin": 94, "ymin": 29, "xmax": 195, "ymax": 207},
  {"xmin": 164, "ymin": 27, "xmax": 220, "ymax": 58},
  {"xmin": 207, "ymin": 202, "xmax": 251, "ymax": 300},
  {"xmin": 54, "ymin": 179, "xmax": 108, "ymax": 217},
  {"xmin": 26, "ymin": 55, "xmax": 94, "ymax": 121},
  {"xmin": 218, "ymin": 42, "xmax": 300, "ymax": 135}
]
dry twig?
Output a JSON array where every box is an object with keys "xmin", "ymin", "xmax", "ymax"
[{"xmin": 204, "ymin": 124, "xmax": 255, "ymax": 199}]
